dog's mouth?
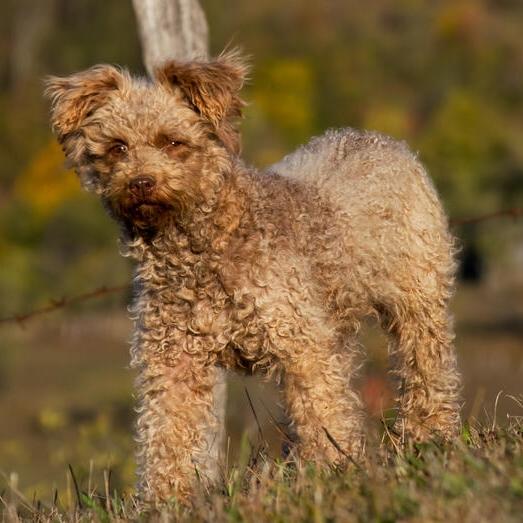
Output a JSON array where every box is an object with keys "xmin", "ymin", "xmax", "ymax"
[
  {"xmin": 131, "ymin": 200, "xmax": 171, "ymax": 212},
  {"xmin": 104, "ymin": 185, "xmax": 188, "ymax": 236},
  {"xmin": 126, "ymin": 189, "xmax": 174, "ymax": 211},
  {"xmin": 128, "ymin": 199, "xmax": 174, "ymax": 221},
  {"xmin": 115, "ymin": 200, "xmax": 174, "ymax": 238},
  {"xmin": 107, "ymin": 193, "xmax": 175, "ymax": 228}
]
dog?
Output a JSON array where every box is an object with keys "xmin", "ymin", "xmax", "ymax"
[{"xmin": 45, "ymin": 50, "xmax": 461, "ymax": 504}]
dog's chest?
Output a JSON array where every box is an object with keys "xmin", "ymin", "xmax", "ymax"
[{"xmin": 135, "ymin": 252, "xmax": 267, "ymax": 352}]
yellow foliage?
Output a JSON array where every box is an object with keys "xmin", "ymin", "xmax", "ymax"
[
  {"xmin": 435, "ymin": 1, "xmax": 485, "ymax": 42},
  {"xmin": 363, "ymin": 104, "xmax": 411, "ymax": 139},
  {"xmin": 252, "ymin": 58, "xmax": 315, "ymax": 141},
  {"xmin": 37, "ymin": 407, "xmax": 67, "ymax": 432},
  {"xmin": 14, "ymin": 140, "xmax": 81, "ymax": 216}
]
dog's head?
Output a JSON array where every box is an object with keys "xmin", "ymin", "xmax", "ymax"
[{"xmin": 44, "ymin": 51, "xmax": 248, "ymax": 233}]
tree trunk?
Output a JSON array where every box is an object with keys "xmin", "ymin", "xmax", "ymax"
[
  {"xmin": 132, "ymin": 0, "xmax": 209, "ymax": 76},
  {"xmin": 131, "ymin": 0, "xmax": 227, "ymax": 465},
  {"xmin": 9, "ymin": 0, "xmax": 57, "ymax": 91}
]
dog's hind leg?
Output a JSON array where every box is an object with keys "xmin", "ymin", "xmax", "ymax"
[{"xmin": 383, "ymin": 290, "xmax": 461, "ymax": 444}]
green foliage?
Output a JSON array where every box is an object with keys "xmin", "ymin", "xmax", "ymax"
[
  {"xmin": 2, "ymin": 421, "xmax": 523, "ymax": 522},
  {"xmin": 1, "ymin": 0, "xmax": 522, "ymax": 307}
]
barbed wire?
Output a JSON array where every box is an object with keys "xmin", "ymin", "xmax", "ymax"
[
  {"xmin": 0, "ymin": 285, "xmax": 128, "ymax": 326},
  {"xmin": 449, "ymin": 207, "xmax": 523, "ymax": 226},
  {"xmin": 0, "ymin": 207, "xmax": 521, "ymax": 327}
]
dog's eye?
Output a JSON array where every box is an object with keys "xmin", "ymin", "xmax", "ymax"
[
  {"xmin": 108, "ymin": 142, "xmax": 128, "ymax": 158},
  {"xmin": 162, "ymin": 138, "xmax": 189, "ymax": 159},
  {"xmin": 164, "ymin": 139, "xmax": 185, "ymax": 151},
  {"xmin": 155, "ymin": 134, "xmax": 190, "ymax": 159}
]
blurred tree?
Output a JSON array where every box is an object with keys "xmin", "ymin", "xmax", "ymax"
[
  {"xmin": 132, "ymin": 0, "xmax": 208, "ymax": 74},
  {"xmin": 8, "ymin": 0, "xmax": 58, "ymax": 92},
  {"xmin": 1, "ymin": 0, "xmax": 522, "ymax": 311}
]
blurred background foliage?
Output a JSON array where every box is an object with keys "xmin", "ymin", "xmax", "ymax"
[
  {"xmin": 0, "ymin": 0, "xmax": 522, "ymax": 500},
  {"xmin": 1, "ymin": 0, "xmax": 523, "ymax": 312}
]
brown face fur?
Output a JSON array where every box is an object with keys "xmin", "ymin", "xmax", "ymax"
[{"xmin": 45, "ymin": 51, "xmax": 248, "ymax": 236}]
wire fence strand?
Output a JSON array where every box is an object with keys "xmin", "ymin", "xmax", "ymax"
[
  {"xmin": 449, "ymin": 207, "xmax": 523, "ymax": 227},
  {"xmin": 1, "ymin": 208, "xmax": 521, "ymax": 327},
  {"xmin": 0, "ymin": 285, "xmax": 129, "ymax": 326}
]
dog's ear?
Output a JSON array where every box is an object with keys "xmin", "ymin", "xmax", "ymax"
[
  {"xmin": 44, "ymin": 65, "xmax": 125, "ymax": 143},
  {"xmin": 156, "ymin": 49, "xmax": 249, "ymax": 154}
]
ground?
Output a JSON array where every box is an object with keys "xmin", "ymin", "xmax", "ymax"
[{"xmin": 0, "ymin": 281, "xmax": 522, "ymax": 520}]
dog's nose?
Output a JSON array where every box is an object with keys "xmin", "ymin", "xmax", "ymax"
[{"xmin": 129, "ymin": 176, "xmax": 155, "ymax": 196}]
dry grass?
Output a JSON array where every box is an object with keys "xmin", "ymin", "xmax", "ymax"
[{"xmin": 1, "ymin": 416, "xmax": 522, "ymax": 522}]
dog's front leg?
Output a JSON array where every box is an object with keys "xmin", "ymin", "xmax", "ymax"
[{"xmin": 131, "ymin": 341, "xmax": 224, "ymax": 505}]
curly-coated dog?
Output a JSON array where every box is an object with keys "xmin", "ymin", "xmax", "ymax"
[{"xmin": 45, "ymin": 50, "xmax": 461, "ymax": 504}]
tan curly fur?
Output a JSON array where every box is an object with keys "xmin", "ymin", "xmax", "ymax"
[{"xmin": 45, "ymin": 50, "xmax": 461, "ymax": 505}]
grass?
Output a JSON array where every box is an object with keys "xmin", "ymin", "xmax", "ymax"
[
  {"xmin": 2, "ymin": 416, "xmax": 522, "ymax": 522},
  {"xmin": 1, "ymin": 284, "xmax": 522, "ymax": 521}
]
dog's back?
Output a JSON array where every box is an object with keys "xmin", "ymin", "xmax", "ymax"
[
  {"xmin": 270, "ymin": 127, "xmax": 455, "ymax": 309},
  {"xmin": 270, "ymin": 127, "xmax": 444, "ymax": 230}
]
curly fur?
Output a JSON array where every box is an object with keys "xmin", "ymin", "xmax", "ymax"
[{"xmin": 45, "ymin": 51, "xmax": 461, "ymax": 505}]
